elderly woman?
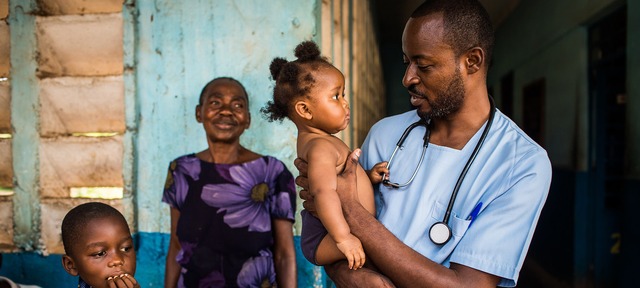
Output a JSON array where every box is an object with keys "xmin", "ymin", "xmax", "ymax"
[{"xmin": 162, "ymin": 77, "xmax": 297, "ymax": 288}]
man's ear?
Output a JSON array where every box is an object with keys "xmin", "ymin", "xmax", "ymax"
[
  {"xmin": 464, "ymin": 47, "xmax": 485, "ymax": 74},
  {"xmin": 245, "ymin": 112, "xmax": 251, "ymax": 129},
  {"xmin": 294, "ymin": 100, "xmax": 313, "ymax": 120},
  {"xmin": 62, "ymin": 255, "xmax": 79, "ymax": 276},
  {"xmin": 195, "ymin": 105, "xmax": 203, "ymax": 123}
]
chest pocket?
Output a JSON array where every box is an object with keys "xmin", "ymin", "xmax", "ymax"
[{"xmin": 430, "ymin": 201, "xmax": 472, "ymax": 238}]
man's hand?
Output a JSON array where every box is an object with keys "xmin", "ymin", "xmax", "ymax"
[
  {"xmin": 294, "ymin": 158, "xmax": 317, "ymax": 215},
  {"xmin": 334, "ymin": 149, "xmax": 361, "ymax": 205},
  {"xmin": 296, "ymin": 149, "xmax": 362, "ymax": 215},
  {"xmin": 324, "ymin": 261, "xmax": 396, "ymax": 287}
]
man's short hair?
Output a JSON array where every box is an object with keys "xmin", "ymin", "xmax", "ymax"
[{"xmin": 411, "ymin": 0, "xmax": 495, "ymax": 68}]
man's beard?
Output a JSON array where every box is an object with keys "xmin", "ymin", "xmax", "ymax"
[{"xmin": 414, "ymin": 69, "xmax": 465, "ymax": 120}]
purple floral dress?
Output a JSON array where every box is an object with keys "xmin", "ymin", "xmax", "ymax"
[{"xmin": 163, "ymin": 154, "xmax": 296, "ymax": 288}]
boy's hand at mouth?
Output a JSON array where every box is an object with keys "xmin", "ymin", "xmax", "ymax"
[{"xmin": 106, "ymin": 273, "xmax": 140, "ymax": 288}]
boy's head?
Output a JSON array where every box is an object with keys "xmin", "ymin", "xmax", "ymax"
[
  {"xmin": 261, "ymin": 41, "xmax": 350, "ymax": 134},
  {"xmin": 61, "ymin": 202, "xmax": 136, "ymax": 288}
]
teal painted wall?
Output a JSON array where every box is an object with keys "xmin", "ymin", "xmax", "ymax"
[
  {"xmin": 128, "ymin": 0, "xmax": 319, "ymax": 235},
  {"xmin": 8, "ymin": 0, "xmax": 41, "ymax": 252},
  {"xmin": 122, "ymin": 0, "xmax": 328, "ymax": 285}
]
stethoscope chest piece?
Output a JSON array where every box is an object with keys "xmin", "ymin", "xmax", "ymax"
[{"xmin": 429, "ymin": 222, "xmax": 452, "ymax": 245}]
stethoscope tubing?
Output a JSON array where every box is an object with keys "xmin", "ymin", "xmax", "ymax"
[
  {"xmin": 383, "ymin": 118, "xmax": 431, "ymax": 188},
  {"xmin": 382, "ymin": 96, "xmax": 497, "ymax": 245},
  {"xmin": 441, "ymin": 97, "xmax": 496, "ymax": 225}
]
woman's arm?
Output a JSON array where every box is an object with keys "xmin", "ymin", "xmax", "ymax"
[
  {"xmin": 272, "ymin": 218, "xmax": 296, "ymax": 288},
  {"xmin": 164, "ymin": 207, "xmax": 182, "ymax": 288}
]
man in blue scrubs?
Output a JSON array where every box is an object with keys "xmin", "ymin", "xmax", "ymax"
[{"xmin": 296, "ymin": 0, "xmax": 552, "ymax": 287}]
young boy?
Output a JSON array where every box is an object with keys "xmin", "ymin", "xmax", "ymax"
[
  {"xmin": 61, "ymin": 202, "xmax": 140, "ymax": 288},
  {"xmin": 262, "ymin": 41, "xmax": 387, "ymax": 270}
]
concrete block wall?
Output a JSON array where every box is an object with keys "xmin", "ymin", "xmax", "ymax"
[
  {"xmin": 39, "ymin": 76, "xmax": 125, "ymax": 136},
  {"xmin": 0, "ymin": 82, "xmax": 8, "ymax": 133},
  {"xmin": 40, "ymin": 136, "xmax": 124, "ymax": 198},
  {"xmin": 1, "ymin": 0, "xmax": 125, "ymax": 254},
  {"xmin": 36, "ymin": 14, "xmax": 123, "ymax": 77},
  {"xmin": 0, "ymin": 0, "xmax": 12, "ymax": 251},
  {"xmin": 35, "ymin": 2, "xmax": 124, "ymax": 254},
  {"xmin": 0, "ymin": 0, "xmax": 8, "ymax": 78},
  {"xmin": 37, "ymin": 0, "xmax": 122, "ymax": 16}
]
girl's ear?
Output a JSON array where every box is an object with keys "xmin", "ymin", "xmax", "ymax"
[
  {"xmin": 294, "ymin": 100, "xmax": 313, "ymax": 120},
  {"xmin": 62, "ymin": 255, "xmax": 79, "ymax": 276},
  {"xmin": 195, "ymin": 105, "xmax": 203, "ymax": 123}
]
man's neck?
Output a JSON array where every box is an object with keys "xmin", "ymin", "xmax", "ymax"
[{"xmin": 428, "ymin": 96, "xmax": 491, "ymax": 150}]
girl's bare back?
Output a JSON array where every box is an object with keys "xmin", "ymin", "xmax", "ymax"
[{"xmin": 297, "ymin": 133, "xmax": 375, "ymax": 215}]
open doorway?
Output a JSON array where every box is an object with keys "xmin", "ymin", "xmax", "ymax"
[{"xmin": 586, "ymin": 4, "xmax": 627, "ymax": 287}]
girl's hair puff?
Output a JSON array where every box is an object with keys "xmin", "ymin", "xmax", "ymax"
[{"xmin": 261, "ymin": 40, "xmax": 332, "ymax": 122}]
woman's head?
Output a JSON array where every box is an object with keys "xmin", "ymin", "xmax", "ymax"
[
  {"xmin": 196, "ymin": 77, "xmax": 251, "ymax": 144},
  {"xmin": 262, "ymin": 41, "xmax": 350, "ymax": 134}
]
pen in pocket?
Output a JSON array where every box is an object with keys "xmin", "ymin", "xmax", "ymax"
[{"xmin": 466, "ymin": 202, "xmax": 483, "ymax": 222}]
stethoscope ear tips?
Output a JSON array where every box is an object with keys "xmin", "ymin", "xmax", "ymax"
[{"xmin": 429, "ymin": 222, "xmax": 452, "ymax": 245}]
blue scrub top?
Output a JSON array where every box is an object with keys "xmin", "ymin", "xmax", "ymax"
[{"xmin": 360, "ymin": 109, "xmax": 552, "ymax": 287}]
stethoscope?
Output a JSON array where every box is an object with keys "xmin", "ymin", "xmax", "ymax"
[{"xmin": 381, "ymin": 97, "xmax": 496, "ymax": 245}]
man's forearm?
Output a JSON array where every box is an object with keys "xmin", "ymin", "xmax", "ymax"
[
  {"xmin": 325, "ymin": 261, "xmax": 395, "ymax": 287},
  {"xmin": 341, "ymin": 200, "xmax": 457, "ymax": 288}
]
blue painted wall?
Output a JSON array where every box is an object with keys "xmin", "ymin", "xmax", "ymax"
[{"xmin": 0, "ymin": 234, "xmax": 330, "ymax": 288}]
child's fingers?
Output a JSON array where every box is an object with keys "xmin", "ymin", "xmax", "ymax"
[
  {"xmin": 120, "ymin": 274, "xmax": 139, "ymax": 288},
  {"xmin": 107, "ymin": 273, "xmax": 138, "ymax": 288},
  {"xmin": 359, "ymin": 251, "xmax": 366, "ymax": 269},
  {"xmin": 346, "ymin": 253, "xmax": 355, "ymax": 270},
  {"xmin": 106, "ymin": 276, "xmax": 117, "ymax": 288},
  {"xmin": 353, "ymin": 250, "xmax": 365, "ymax": 270}
]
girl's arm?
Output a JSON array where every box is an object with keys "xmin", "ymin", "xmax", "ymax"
[
  {"xmin": 164, "ymin": 207, "xmax": 181, "ymax": 288},
  {"xmin": 306, "ymin": 139, "xmax": 364, "ymax": 269},
  {"xmin": 306, "ymin": 140, "xmax": 348, "ymax": 238},
  {"xmin": 272, "ymin": 218, "xmax": 296, "ymax": 288}
]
